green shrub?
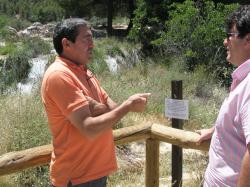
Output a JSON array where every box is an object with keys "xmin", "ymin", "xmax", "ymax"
[
  {"xmin": 0, "ymin": 93, "xmax": 51, "ymax": 186},
  {"xmin": 130, "ymin": 0, "xmax": 239, "ymax": 86},
  {"xmin": 88, "ymin": 38, "xmax": 140, "ymax": 74},
  {"xmin": 162, "ymin": 1, "xmax": 238, "ymax": 86},
  {"xmin": 0, "ymin": 37, "xmax": 51, "ymax": 91},
  {"xmin": 0, "ymin": 14, "xmax": 31, "ymax": 42},
  {"xmin": 0, "ymin": 14, "xmax": 30, "ymax": 30},
  {"xmin": 31, "ymin": 0, "xmax": 65, "ymax": 23},
  {"xmin": 0, "ymin": 14, "xmax": 9, "ymax": 27},
  {"xmin": 0, "ymin": 0, "xmax": 64, "ymax": 23},
  {"xmin": 0, "ymin": 50, "xmax": 31, "ymax": 87},
  {"xmin": 88, "ymin": 40, "xmax": 109, "ymax": 74},
  {"xmin": 0, "ymin": 42, "xmax": 16, "ymax": 55},
  {"xmin": 129, "ymin": 0, "xmax": 169, "ymax": 52},
  {"xmin": 0, "ymin": 27, "xmax": 18, "ymax": 42},
  {"xmin": 22, "ymin": 37, "xmax": 51, "ymax": 58}
]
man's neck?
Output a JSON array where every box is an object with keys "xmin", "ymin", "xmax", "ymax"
[{"xmin": 59, "ymin": 54, "xmax": 81, "ymax": 66}]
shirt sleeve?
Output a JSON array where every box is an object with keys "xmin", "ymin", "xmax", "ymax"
[
  {"xmin": 100, "ymin": 86, "xmax": 109, "ymax": 104},
  {"xmin": 240, "ymin": 101, "xmax": 250, "ymax": 145},
  {"xmin": 45, "ymin": 71, "xmax": 89, "ymax": 117}
]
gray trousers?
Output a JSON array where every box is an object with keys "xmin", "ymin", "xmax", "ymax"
[{"xmin": 53, "ymin": 176, "xmax": 107, "ymax": 187}]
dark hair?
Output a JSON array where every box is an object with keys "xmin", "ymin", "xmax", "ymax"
[
  {"xmin": 226, "ymin": 5, "xmax": 250, "ymax": 38},
  {"xmin": 53, "ymin": 18, "xmax": 90, "ymax": 55}
]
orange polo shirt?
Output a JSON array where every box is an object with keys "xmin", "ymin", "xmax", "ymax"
[{"xmin": 41, "ymin": 56, "xmax": 117, "ymax": 187}]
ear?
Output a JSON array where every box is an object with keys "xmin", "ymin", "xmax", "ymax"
[
  {"xmin": 245, "ymin": 33, "xmax": 250, "ymax": 46},
  {"xmin": 61, "ymin": 38, "xmax": 71, "ymax": 50}
]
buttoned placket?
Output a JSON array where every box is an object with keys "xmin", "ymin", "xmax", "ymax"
[{"xmin": 80, "ymin": 66, "xmax": 97, "ymax": 100}]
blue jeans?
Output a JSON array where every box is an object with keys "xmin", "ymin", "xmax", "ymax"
[{"xmin": 53, "ymin": 176, "xmax": 107, "ymax": 187}]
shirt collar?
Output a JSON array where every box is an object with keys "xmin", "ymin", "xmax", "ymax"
[
  {"xmin": 56, "ymin": 56, "xmax": 87, "ymax": 72},
  {"xmin": 231, "ymin": 59, "xmax": 250, "ymax": 82},
  {"xmin": 55, "ymin": 56, "xmax": 94, "ymax": 78}
]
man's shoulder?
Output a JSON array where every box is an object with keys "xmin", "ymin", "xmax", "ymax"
[{"xmin": 44, "ymin": 60, "xmax": 72, "ymax": 79}]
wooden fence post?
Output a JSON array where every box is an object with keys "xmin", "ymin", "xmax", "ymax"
[
  {"xmin": 146, "ymin": 138, "xmax": 159, "ymax": 187},
  {"xmin": 171, "ymin": 80, "xmax": 183, "ymax": 187}
]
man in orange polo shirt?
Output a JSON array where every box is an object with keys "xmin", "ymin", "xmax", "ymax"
[{"xmin": 41, "ymin": 18, "xmax": 150, "ymax": 187}]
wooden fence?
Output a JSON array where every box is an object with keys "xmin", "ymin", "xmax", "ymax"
[{"xmin": 0, "ymin": 123, "xmax": 210, "ymax": 187}]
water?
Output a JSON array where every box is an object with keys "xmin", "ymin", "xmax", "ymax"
[
  {"xmin": 16, "ymin": 50, "xmax": 138, "ymax": 94},
  {"xmin": 17, "ymin": 54, "xmax": 118, "ymax": 94},
  {"xmin": 105, "ymin": 56, "xmax": 119, "ymax": 73},
  {"xmin": 17, "ymin": 55, "xmax": 48, "ymax": 94},
  {"xmin": 104, "ymin": 49, "xmax": 140, "ymax": 74}
]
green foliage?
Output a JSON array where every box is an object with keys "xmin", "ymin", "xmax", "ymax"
[
  {"xmin": 0, "ymin": 50, "xmax": 31, "ymax": 88},
  {"xmin": 0, "ymin": 43, "xmax": 16, "ymax": 55},
  {"xmin": 0, "ymin": 37, "xmax": 51, "ymax": 91},
  {"xmin": 0, "ymin": 93, "xmax": 51, "ymax": 186},
  {"xmin": 88, "ymin": 38, "xmax": 140, "ymax": 74},
  {"xmin": 0, "ymin": 14, "xmax": 11, "ymax": 28},
  {"xmin": 0, "ymin": 28, "xmax": 18, "ymax": 42},
  {"xmin": 0, "ymin": 38, "xmax": 226, "ymax": 185},
  {"xmin": 130, "ymin": 0, "xmax": 239, "ymax": 86},
  {"xmin": 0, "ymin": 0, "xmax": 64, "ymax": 23},
  {"xmin": 0, "ymin": 14, "xmax": 30, "ymax": 41},
  {"xmin": 163, "ymin": 1, "xmax": 238, "ymax": 86},
  {"xmin": 88, "ymin": 40, "xmax": 109, "ymax": 74},
  {"xmin": 22, "ymin": 37, "xmax": 51, "ymax": 57},
  {"xmin": 129, "ymin": 0, "xmax": 170, "ymax": 52},
  {"xmin": 89, "ymin": 16, "xmax": 107, "ymax": 28},
  {"xmin": 55, "ymin": 0, "xmax": 129, "ymax": 19},
  {"xmin": 55, "ymin": 0, "xmax": 94, "ymax": 18},
  {"xmin": 30, "ymin": 0, "xmax": 65, "ymax": 23}
]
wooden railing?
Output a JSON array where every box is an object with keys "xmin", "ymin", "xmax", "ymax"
[{"xmin": 0, "ymin": 123, "xmax": 210, "ymax": 187}]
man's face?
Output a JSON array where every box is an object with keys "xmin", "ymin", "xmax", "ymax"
[
  {"xmin": 224, "ymin": 25, "xmax": 247, "ymax": 66},
  {"xmin": 68, "ymin": 26, "xmax": 94, "ymax": 65}
]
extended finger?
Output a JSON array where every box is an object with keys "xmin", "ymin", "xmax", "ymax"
[{"xmin": 138, "ymin": 93, "xmax": 151, "ymax": 98}]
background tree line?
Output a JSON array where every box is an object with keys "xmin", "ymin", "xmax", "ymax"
[
  {"xmin": 0, "ymin": 0, "xmax": 247, "ymax": 86},
  {"xmin": 0, "ymin": 0, "xmax": 132, "ymax": 23}
]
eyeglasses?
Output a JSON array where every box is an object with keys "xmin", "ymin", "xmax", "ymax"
[{"xmin": 226, "ymin": 32, "xmax": 239, "ymax": 39}]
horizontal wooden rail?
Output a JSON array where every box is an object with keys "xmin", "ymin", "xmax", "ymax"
[
  {"xmin": 0, "ymin": 144, "xmax": 52, "ymax": 177},
  {"xmin": 0, "ymin": 123, "xmax": 151, "ymax": 176},
  {"xmin": 0, "ymin": 123, "xmax": 209, "ymax": 177},
  {"xmin": 151, "ymin": 123, "xmax": 210, "ymax": 151}
]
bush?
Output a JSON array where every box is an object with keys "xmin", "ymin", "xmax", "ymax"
[
  {"xmin": 130, "ymin": 0, "xmax": 238, "ymax": 86},
  {"xmin": 162, "ymin": 1, "xmax": 238, "ymax": 86},
  {"xmin": 0, "ymin": 0, "xmax": 64, "ymax": 23},
  {"xmin": 22, "ymin": 37, "xmax": 51, "ymax": 58},
  {"xmin": 0, "ymin": 93, "xmax": 51, "ymax": 186},
  {"xmin": 0, "ymin": 50, "xmax": 31, "ymax": 88},
  {"xmin": 0, "ymin": 14, "xmax": 30, "ymax": 42},
  {"xmin": 31, "ymin": 0, "xmax": 65, "ymax": 23},
  {"xmin": 0, "ymin": 37, "xmax": 51, "ymax": 91},
  {"xmin": 0, "ymin": 43, "xmax": 16, "ymax": 55},
  {"xmin": 0, "ymin": 10, "xmax": 30, "ymax": 31},
  {"xmin": 129, "ymin": 0, "xmax": 171, "ymax": 53}
]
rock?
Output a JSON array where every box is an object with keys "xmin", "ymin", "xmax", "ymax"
[
  {"xmin": 32, "ymin": 22, "xmax": 43, "ymax": 27},
  {"xmin": 91, "ymin": 28, "xmax": 107, "ymax": 38},
  {"xmin": 0, "ymin": 42, "xmax": 5, "ymax": 47},
  {"xmin": 6, "ymin": 26, "xmax": 17, "ymax": 34},
  {"xmin": 17, "ymin": 23, "xmax": 55, "ymax": 38}
]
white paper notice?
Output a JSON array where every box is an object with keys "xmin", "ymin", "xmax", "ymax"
[{"xmin": 165, "ymin": 98, "xmax": 189, "ymax": 120}]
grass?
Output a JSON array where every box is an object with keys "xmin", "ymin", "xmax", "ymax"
[
  {"xmin": 0, "ymin": 37, "xmax": 228, "ymax": 186},
  {"xmin": 107, "ymin": 142, "xmax": 208, "ymax": 187},
  {"xmin": 0, "ymin": 43, "xmax": 16, "ymax": 55}
]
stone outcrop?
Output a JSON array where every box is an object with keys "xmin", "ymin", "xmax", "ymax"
[{"xmin": 17, "ymin": 22, "xmax": 56, "ymax": 38}]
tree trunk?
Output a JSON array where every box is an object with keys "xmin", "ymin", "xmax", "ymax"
[
  {"xmin": 107, "ymin": 0, "xmax": 113, "ymax": 36},
  {"xmin": 127, "ymin": 0, "xmax": 136, "ymax": 32}
]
